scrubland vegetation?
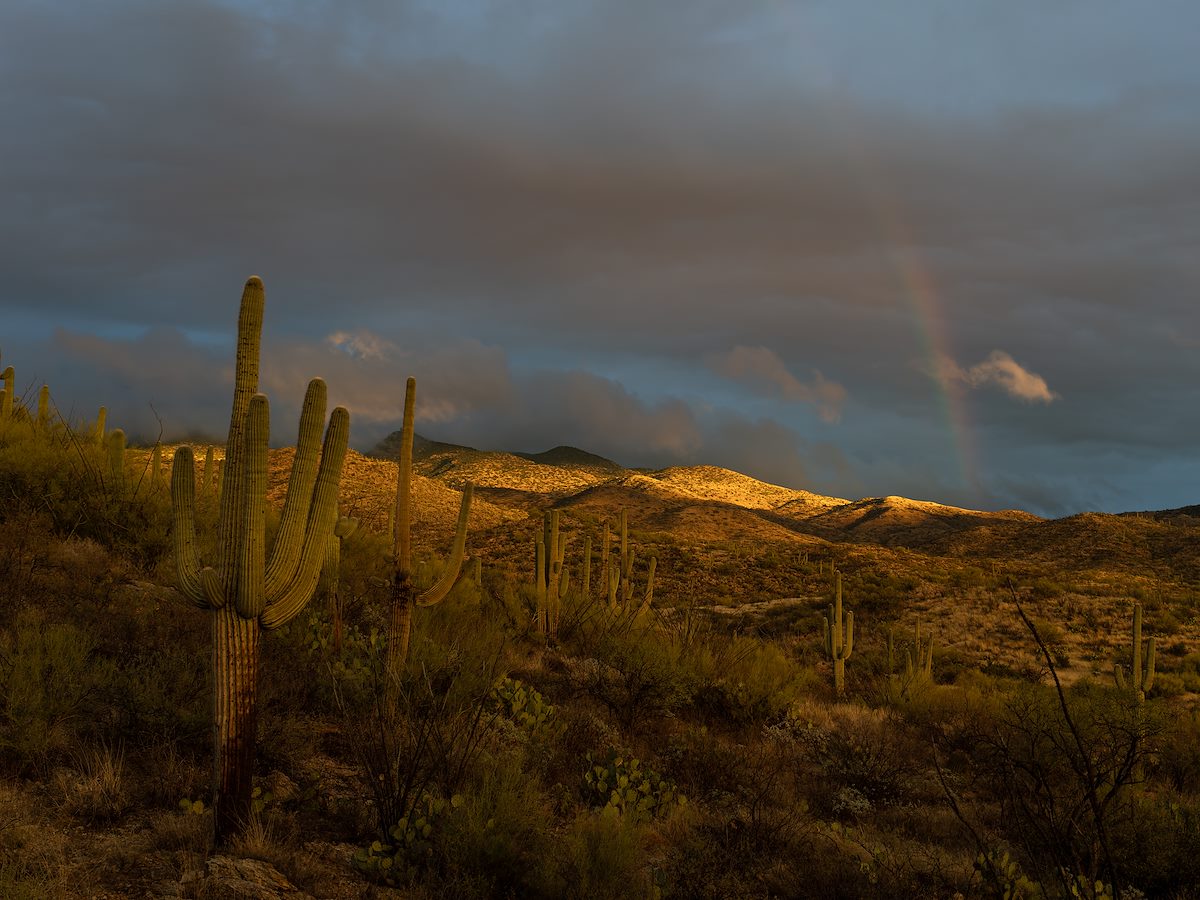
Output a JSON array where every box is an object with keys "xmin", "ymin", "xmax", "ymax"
[{"xmin": 1, "ymin": 283, "xmax": 1199, "ymax": 898}]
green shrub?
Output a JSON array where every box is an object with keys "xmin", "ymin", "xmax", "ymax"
[
  {"xmin": 555, "ymin": 809, "xmax": 655, "ymax": 900},
  {"xmin": 436, "ymin": 756, "xmax": 555, "ymax": 897},
  {"xmin": 0, "ymin": 612, "xmax": 115, "ymax": 773}
]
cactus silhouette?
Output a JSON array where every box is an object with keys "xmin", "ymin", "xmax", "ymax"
[{"xmin": 170, "ymin": 277, "xmax": 349, "ymax": 842}]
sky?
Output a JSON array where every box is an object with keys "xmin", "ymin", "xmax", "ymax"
[{"xmin": 2, "ymin": 0, "xmax": 1198, "ymax": 517}]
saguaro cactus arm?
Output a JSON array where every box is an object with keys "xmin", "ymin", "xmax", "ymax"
[
  {"xmin": 171, "ymin": 446, "xmax": 210, "ymax": 609},
  {"xmin": 417, "ymin": 483, "xmax": 474, "ymax": 607},
  {"xmin": 259, "ymin": 406, "xmax": 350, "ymax": 630},
  {"xmin": 264, "ymin": 379, "xmax": 330, "ymax": 596}
]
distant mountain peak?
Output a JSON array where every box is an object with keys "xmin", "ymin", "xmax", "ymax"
[{"xmin": 514, "ymin": 445, "xmax": 622, "ymax": 471}]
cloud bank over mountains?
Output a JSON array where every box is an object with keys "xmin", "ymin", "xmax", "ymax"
[{"xmin": 2, "ymin": 0, "xmax": 1198, "ymax": 515}]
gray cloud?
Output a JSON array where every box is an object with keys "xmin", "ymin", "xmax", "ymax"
[{"xmin": 708, "ymin": 346, "xmax": 847, "ymax": 422}]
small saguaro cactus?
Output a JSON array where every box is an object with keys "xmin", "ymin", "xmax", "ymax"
[
  {"xmin": 600, "ymin": 519, "xmax": 611, "ymax": 598},
  {"xmin": 905, "ymin": 620, "xmax": 934, "ymax": 694},
  {"xmin": 171, "ymin": 276, "xmax": 349, "ymax": 843},
  {"xmin": 385, "ymin": 377, "xmax": 473, "ymax": 691},
  {"xmin": 581, "ymin": 535, "xmax": 592, "ymax": 600},
  {"xmin": 1114, "ymin": 602, "xmax": 1155, "ymax": 703},
  {"xmin": 107, "ymin": 429, "xmax": 127, "ymax": 493},
  {"xmin": 94, "ymin": 407, "xmax": 107, "ymax": 445},
  {"xmin": 150, "ymin": 442, "xmax": 163, "ymax": 490},
  {"xmin": 1, "ymin": 366, "xmax": 13, "ymax": 419},
  {"xmin": 324, "ymin": 515, "xmax": 359, "ymax": 655},
  {"xmin": 36, "ymin": 385, "xmax": 50, "ymax": 428},
  {"xmin": 822, "ymin": 568, "xmax": 854, "ymax": 696}
]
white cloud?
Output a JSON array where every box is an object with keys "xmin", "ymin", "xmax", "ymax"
[
  {"xmin": 326, "ymin": 330, "xmax": 395, "ymax": 361},
  {"xmin": 934, "ymin": 350, "xmax": 1058, "ymax": 403}
]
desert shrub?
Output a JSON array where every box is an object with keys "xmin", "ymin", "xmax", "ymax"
[
  {"xmin": 435, "ymin": 755, "xmax": 556, "ymax": 897},
  {"xmin": 0, "ymin": 611, "xmax": 115, "ymax": 774},
  {"xmin": 688, "ymin": 634, "xmax": 808, "ymax": 726},
  {"xmin": 948, "ymin": 680, "xmax": 1163, "ymax": 896},
  {"xmin": 342, "ymin": 616, "xmax": 507, "ymax": 849},
  {"xmin": 569, "ymin": 611, "xmax": 696, "ymax": 734},
  {"xmin": 1154, "ymin": 707, "xmax": 1200, "ymax": 795},
  {"xmin": 56, "ymin": 741, "xmax": 131, "ymax": 823},
  {"xmin": 554, "ymin": 809, "xmax": 655, "ymax": 900},
  {"xmin": 1106, "ymin": 792, "xmax": 1200, "ymax": 897},
  {"xmin": 776, "ymin": 702, "xmax": 925, "ymax": 814}
]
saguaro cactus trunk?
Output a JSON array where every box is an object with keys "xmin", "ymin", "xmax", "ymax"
[
  {"xmin": 385, "ymin": 377, "xmax": 473, "ymax": 697},
  {"xmin": 170, "ymin": 277, "xmax": 349, "ymax": 842}
]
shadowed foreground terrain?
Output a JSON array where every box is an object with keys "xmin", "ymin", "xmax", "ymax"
[{"xmin": 2, "ymin": 411, "xmax": 1199, "ymax": 898}]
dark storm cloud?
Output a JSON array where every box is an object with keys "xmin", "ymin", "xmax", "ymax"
[{"xmin": 2, "ymin": 0, "xmax": 1198, "ymax": 513}]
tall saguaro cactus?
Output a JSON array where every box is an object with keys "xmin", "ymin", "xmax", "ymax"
[
  {"xmin": 385, "ymin": 377, "xmax": 473, "ymax": 692},
  {"xmin": 1114, "ymin": 603, "xmax": 1155, "ymax": 703},
  {"xmin": 170, "ymin": 277, "xmax": 349, "ymax": 842},
  {"xmin": 822, "ymin": 568, "xmax": 854, "ymax": 696}
]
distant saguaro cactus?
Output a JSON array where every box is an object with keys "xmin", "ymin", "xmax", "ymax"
[
  {"xmin": 0, "ymin": 365, "xmax": 12, "ymax": 419},
  {"xmin": 107, "ymin": 429, "xmax": 126, "ymax": 493},
  {"xmin": 535, "ymin": 509, "xmax": 568, "ymax": 636},
  {"xmin": 598, "ymin": 509, "xmax": 655, "ymax": 616},
  {"xmin": 94, "ymin": 406, "xmax": 107, "ymax": 445},
  {"xmin": 170, "ymin": 277, "xmax": 349, "ymax": 842},
  {"xmin": 1114, "ymin": 603, "xmax": 1155, "ymax": 703},
  {"xmin": 36, "ymin": 385, "xmax": 50, "ymax": 428},
  {"xmin": 822, "ymin": 568, "xmax": 853, "ymax": 696},
  {"xmin": 904, "ymin": 620, "xmax": 934, "ymax": 696},
  {"xmin": 385, "ymin": 377, "xmax": 473, "ymax": 690},
  {"xmin": 324, "ymin": 515, "xmax": 359, "ymax": 654}
]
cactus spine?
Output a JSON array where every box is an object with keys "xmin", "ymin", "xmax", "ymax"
[
  {"xmin": 822, "ymin": 568, "xmax": 853, "ymax": 696},
  {"xmin": 1114, "ymin": 603, "xmax": 1155, "ymax": 703},
  {"xmin": 170, "ymin": 277, "xmax": 349, "ymax": 842},
  {"xmin": 385, "ymin": 377, "xmax": 473, "ymax": 690}
]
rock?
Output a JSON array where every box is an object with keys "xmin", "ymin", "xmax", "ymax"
[{"xmin": 178, "ymin": 856, "xmax": 314, "ymax": 900}]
